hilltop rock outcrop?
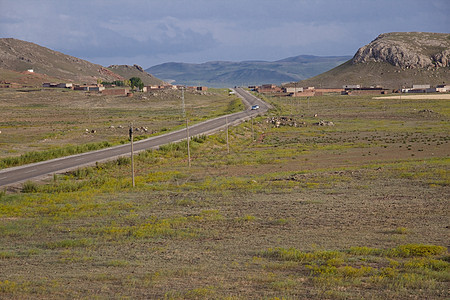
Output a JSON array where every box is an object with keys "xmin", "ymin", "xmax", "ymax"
[
  {"xmin": 107, "ymin": 64, "xmax": 165, "ymax": 86},
  {"xmin": 352, "ymin": 32, "xmax": 450, "ymax": 69}
]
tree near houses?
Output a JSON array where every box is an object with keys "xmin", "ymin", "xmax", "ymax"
[{"xmin": 129, "ymin": 77, "xmax": 144, "ymax": 91}]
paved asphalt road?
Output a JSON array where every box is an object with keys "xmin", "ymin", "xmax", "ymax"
[{"xmin": 0, "ymin": 88, "xmax": 270, "ymax": 187}]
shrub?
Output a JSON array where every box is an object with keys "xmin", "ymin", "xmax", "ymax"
[
  {"xmin": 348, "ymin": 246, "xmax": 382, "ymax": 256},
  {"xmin": 22, "ymin": 181, "xmax": 38, "ymax": 193},
  {"xmin": 404, "ymin": 257, "xmax": 450, "ymax": 271},
  {"xmin": 389, "ymin": 244, "xmax": 447, "ymax": 258},
  {"xmin": 191, "ymin": 134, "xmax": 207, "ymax": 143},
  {"xmin": 116, "ymin": 156, "xmax": 131, "ymax": 166},
  {"xmin": 0, "ymin": 251, "xmax": 16, "ymax": 259},
  {"xmin": 43, "ymin": 238, "xmax": 93, "ymax": 249},
  {"xmin": 394, "ymin": 227, "xmax": 409, "ymax": 234}
]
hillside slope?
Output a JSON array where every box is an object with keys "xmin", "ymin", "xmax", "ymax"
[
  {"xmin": 107, "ymin": 64, "xmax": 165, "ymax": 86},
  {"xmin": 297, "ymin": 32, "xmax": 450, "ymax": 89},
  {"xmin": 0, "ymin": 68, "xmax": 62, "ymax": 86},
  {"xmin": 0, "ymin": 38, "xmax": 125, "ymax": 84},
  {"xmin": 146, "ymin": 55, "xmax": 351, "ymax": 88}
]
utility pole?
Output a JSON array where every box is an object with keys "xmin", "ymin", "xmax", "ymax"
[
  {"xmin": 181, "ymin": 87, "xmax": 191, "ymax": 167},
  {"xmin": 186, "ymin": 118, "xmax": 191, "ymax": 167},
  {"xmin": 226, "ymin": 116, "xmax": 230, "ymax": 153},
  {"xmin": 129, "ymin": 124, "xmax": 135, "ymax": 187},
  {"xmin": 251, "ymin": 117, "xmax": 255, "ymax": 142},
  {"xmin": 181, "ymin": 86, "xmax": 186, "ymax": 118}
]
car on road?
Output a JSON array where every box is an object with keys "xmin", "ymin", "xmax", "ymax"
[{"xmin": 251, "ymin": 105, "xmax": 259, "ymax": 110}]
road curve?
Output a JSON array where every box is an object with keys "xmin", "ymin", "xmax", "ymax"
[{"xmin": 0, "ymin": 88, "xmax": 269, "ymax": 187}]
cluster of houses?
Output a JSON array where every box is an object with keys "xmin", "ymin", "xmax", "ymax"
[
  {"xmin": 250, "ymin": 83, "xmax": 449, "ymax": 96},
  {"xmin": 401, "ymin": 84, "xmax": 449, "ymax": 93},
  {"xmin": 41, "ymin": 82, "xmax": 208, "ymax": 96}
]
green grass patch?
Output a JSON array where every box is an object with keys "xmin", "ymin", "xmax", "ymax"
[{"xmin": 259, "ymin": 244, "xmax": 448, "ymax": 297}]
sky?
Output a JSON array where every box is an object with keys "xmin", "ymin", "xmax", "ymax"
[{"xmin": 0, "ymin": 0, "xmax": 449, "ymax": 68}]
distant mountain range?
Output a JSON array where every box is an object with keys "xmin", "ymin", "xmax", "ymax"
[
  {"xmin": 1, "ymin": 33, "xmax": 448, "ymax": 90},
  {"xmin": 146, "ymin": 55, "xmax": 351, "ymax": 88}
]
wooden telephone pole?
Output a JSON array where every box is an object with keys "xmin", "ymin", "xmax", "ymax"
[
  {"xmin": 182, "ymin": 87, "xmax": 191, "ymax": 167},
  {"xmin": 226, "ymin": 116, "xmax": 230, "ymax": 153},
  {"xmin": 129, "ymin": 125, "xmax": 135, "ymax": 187}
]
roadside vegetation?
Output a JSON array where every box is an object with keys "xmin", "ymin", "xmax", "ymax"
[{"xmin": 0, "ymin": 91, "xmax": 448, "ymax": 298}]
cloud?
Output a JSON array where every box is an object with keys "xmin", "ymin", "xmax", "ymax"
[{"xmin": 0, "ymin": 0, "xmax": 448, "ymax": 67}]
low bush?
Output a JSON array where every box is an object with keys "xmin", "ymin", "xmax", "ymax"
[{"xmin": 21, "ymin": 181, "xmax": 38, "ymax": 193}]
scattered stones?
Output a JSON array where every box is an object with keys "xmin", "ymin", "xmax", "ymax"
[
  {"xmin": 315, "ymin": 120, "xmax": 335, "ymax": 126},
  {"xmin": 105, "ymin": 125, "xmax": 149, "ymax": 133},
  {"xmin": 267, "ymin": 116, "xmax": 306, "ymax": 128},
  {"xmin": 134, "ymin": 126, "xmax": 149, "ymax": 133},
  {"xmin": 282, "ymin": 170, "xmax": 363, "ymax": 182},
  {"xmin": 418, "ymin": 109, "xmax": 435, "ymax": 114},
  {"xmin": 84, "ymin": 129, "xmax": 96, "ymax": 134}
]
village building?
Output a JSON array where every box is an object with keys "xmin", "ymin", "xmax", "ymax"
[
  {"xmin": 57, "ymin": 83, "xmax": 73, "ymax": 88},
  {"xmin": 343, "ymin": 84, "xmax": 361, "ymax": 89},
  {"xmin": 341, "ymin": 86, "xmax": 389, "ymax": 95},
  {"xmin": 436, "ymin": 85, "xmax": 449, "ymax": 92},
  {"xmin": 73, "ymin": 84, "xmax": 104, "ymax": 91},
  {"xmin": 315, "ymin": 88, "xmax": 345, "ymax": 94},
  {"xmin": 412, "ymin": 84, "xmax": 431, "ymax": 89},
  {"xmin": 256, "ymin": 84, "xmax": 282, "ymax": 93},
  {"xmin": 43, "ymin": 82, "xmax": 73, "ymax": 89},
  {"xmin": 284, "ymin": 87, "xmax": 303, "ymax": 95},
  {"xmin": 402, "ymin": 84, "xmax": 441, "ymax": 93},
  {"xmin": 101, "ymin": 88, "xmax": 130, "ymax": 96},
  {"xmin": 0, "ymin": 81, "xmax": 21, "ymax": 88},
  {"xmin": 89, "ymin": 86, "xmax": 105, "ymax": 92}
]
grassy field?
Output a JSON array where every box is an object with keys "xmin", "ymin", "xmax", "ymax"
[{"xmin": 0, "ymin": 91, "xmax": 449, "ymax": 299}]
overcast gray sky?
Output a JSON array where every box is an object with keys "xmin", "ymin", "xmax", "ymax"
[{"xmin": 0, "ymin": 0, "xmax": 448, "ymax": 68}]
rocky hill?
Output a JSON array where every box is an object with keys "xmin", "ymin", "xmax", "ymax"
[
  {"xmin": 107, "ymin": 64, "xmax": 165, "ymax": 86},
  {"xmin": 297, "ymin": 32, "xmax": 450, "ymax": 89},
  {"xmin": 146, "ymin": 55, "xmax": 351, "ymax": 88}
]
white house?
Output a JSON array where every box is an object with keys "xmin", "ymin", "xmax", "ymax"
[
  {"xmin": 436, "ymin": 85, "xmax": 449, "ymax": 92},
  {"xmin": 285, "ymin": 87, "xmax": 304, "ymax": 94}
]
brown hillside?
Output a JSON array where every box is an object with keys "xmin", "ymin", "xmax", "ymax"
[
  {"xmin": 0, "ymin": 38, "xmax": 125, "ymax": 84},
  {"xmin": 0, "ymin": 68, "xmax": 62, "ymax": 87},
  {"xmin": 107, "ymin": 64, "xmax": 165, "ymax": 86},
  {"xmin": 297, "ymin": 32, "xmax": 450, "ymax": 89}
]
